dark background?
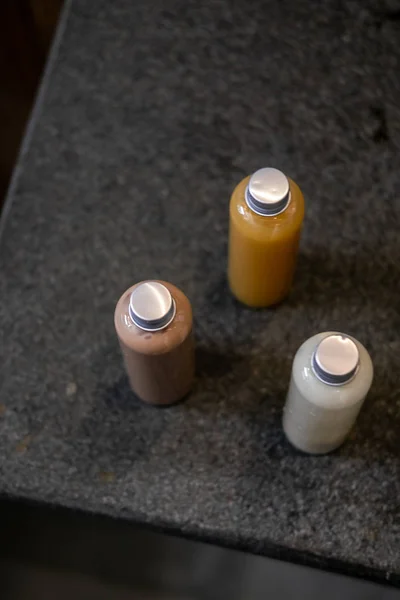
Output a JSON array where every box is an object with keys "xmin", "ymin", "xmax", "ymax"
[{"xmin": 0, "ymin": 0, "xmax": 63, "ymax": 204}]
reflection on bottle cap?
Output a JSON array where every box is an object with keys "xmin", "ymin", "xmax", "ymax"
[
  {"xmin": 129, "ymin": 281, "xmax": 176, "ymax": 331},
  {"xmin": 312, "ymin": 334, "xmax": 360, "ymax": 385},
  {"xmin": 245, "ymin": 168, "xmax": 290, "ymax": 216}
]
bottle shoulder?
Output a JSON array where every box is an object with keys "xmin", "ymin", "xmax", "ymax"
[
  {"xmin": 229, "ymin": 174, "xmax": 305, "ymax": 241},
  {"xmin": 291, "ymin": 332, "xmax": 374, "ymax": 409},
  {"xmin": 114, "ymin": 281, "xmax": 193, "ymax": 355}
]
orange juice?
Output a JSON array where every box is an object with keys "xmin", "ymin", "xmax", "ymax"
[{"xmin": 228, "ymin": 168, "xmax": 305, "ymax": 307}]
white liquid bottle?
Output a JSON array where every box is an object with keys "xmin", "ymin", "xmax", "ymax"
[{"xmin": 283, "ymin": 332, "xmax": 373, "ymax": 454}]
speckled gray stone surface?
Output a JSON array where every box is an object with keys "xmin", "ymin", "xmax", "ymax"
[{"xmin": 1, "ymin": 0, "xmax": 400, "ymax": 584}]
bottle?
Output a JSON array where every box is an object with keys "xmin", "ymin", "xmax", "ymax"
[
  {"xmin": 114, "ymin": 280, "xmax": 194, "ymax": 406},
  {"xmin": 228, "ymin": 167, "xmax": 305, "ymax": 307},
  {"xmin": 283, "ymin": 332, "xmax": 373, "ymax": 454}
]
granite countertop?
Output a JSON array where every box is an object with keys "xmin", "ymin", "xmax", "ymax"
[{"xmin": 1, "ymin": 0, "xmax": 400, "ymax": 585}]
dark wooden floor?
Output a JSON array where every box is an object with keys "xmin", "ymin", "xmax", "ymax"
[{"xmin": 0, "ymin": 0, "xmax": 63, "ymax": 206}]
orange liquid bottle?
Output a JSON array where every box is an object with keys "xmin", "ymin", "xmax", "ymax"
[{"xmin": 228, "ymin": 168, "xmax": 305, "ymax": 307}]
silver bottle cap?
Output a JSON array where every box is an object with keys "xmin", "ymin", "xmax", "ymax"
[
  {"xmin": 129, "ymin": 281, "xmax": 176, "ymax": 331},
  {"xmin": 312, "ymin": 334, "xmax": 360, "ymax": 386},
  {"xmin": 245, "ymin": 168, "xmax": 290, "ymax": 216}
]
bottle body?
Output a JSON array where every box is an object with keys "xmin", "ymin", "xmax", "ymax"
[
  {"xmin": 283, "ymin": 332, "xmax": 373, "ymax": 454},
  {"xmin": 228, "ymin": 173, "xmax": 304, "ymax": 307},
  {"xmin": 114, "ymin": 280, "xmax": 194, "ymax": 406}
]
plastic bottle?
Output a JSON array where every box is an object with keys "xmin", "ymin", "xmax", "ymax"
[
  {"xmin": 228, "ymin": 167, "xmax": 304, "ymax": 307},
  {"xmin": 283, "ymin": 332, "xmax": 373, "ymax": 454},
  {"xmin": 114, "ymin": 280, "xmax": 194, "ymax": 406}
]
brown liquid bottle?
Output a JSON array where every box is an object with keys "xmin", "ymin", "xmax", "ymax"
[{"xmin": 114, "ymin": 280, "xmax": 194, "ymax": 406}]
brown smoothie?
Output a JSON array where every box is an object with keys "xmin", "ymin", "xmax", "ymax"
[{"xmin": 114, "ymin": 280, "xmax": 194, "ymax": 406}]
